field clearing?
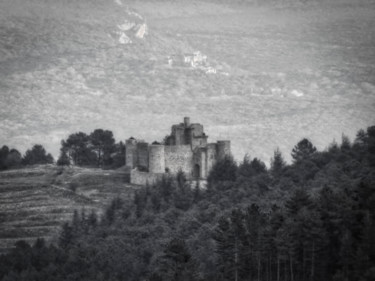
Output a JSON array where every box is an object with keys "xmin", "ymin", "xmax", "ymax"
[{"xmin": 0, "ymin": 165, "xmax": 137, "ymax": 253}]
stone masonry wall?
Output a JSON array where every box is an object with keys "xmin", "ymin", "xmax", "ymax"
[
  {"xmin": 164, "ymin": 145, "xmax": 193, "ymax": 178},
  {"xmin": 149, "ymin": 145, "xmax": 165, "ymax": 173},
  {"xmin": 130, "ymin": 170, "xmax": 164, "ymax": 186},
  {"xmin": 136, "ymin": 142, "xmax": 149, "ymax": 170}
]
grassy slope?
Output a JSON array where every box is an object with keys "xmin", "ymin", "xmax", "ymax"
[{"xmin": 0, "ymin": 165, "xmax": 136, "ymax": 253}]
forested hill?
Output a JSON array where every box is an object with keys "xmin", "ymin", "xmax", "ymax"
[{"xmin": 0, "ymin": 125, "xmax": 374, "ymax": 281}]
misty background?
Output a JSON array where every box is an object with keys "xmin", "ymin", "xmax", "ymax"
[{"xmin": 1, "ymin": 0, "xmax": 374, "ymax": 163}]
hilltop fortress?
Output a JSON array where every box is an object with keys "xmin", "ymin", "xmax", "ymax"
[{"xmin": 126, "ymin": 117, "xmax": 231, "ymax": 185}]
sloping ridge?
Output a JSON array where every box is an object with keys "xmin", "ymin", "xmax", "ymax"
[{"xmin": 0, "ymin": 165, "xmax": 137, "ymax": 253}]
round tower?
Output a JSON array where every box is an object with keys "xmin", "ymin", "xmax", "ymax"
[
  {"xmin": 148, "ymin": 144, "xmax": 165, "ymax": 173},
  {"xmin": 217, "ymin": 140, "xmax": 231, "ymax": 160}
]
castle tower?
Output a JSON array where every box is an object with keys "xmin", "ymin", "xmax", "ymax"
[
  {"xmin": 217, "ymin": 140, "xmax": 231, "ymax": 160},
  {"xmin": 184, "ymin": 117, "xmax": 190, "ymax": 127},
  {"xmin": 148, "ymin": 144, "xmax": 165, "ymax": 173},
  {"xmin": 172, "ymin": 125, "xmax": 185, "ymax": 145},
  {"xmin": 126, "ymin": 138, "xmax": 137, "ymax": 168},
  {"xmin": 136, "ymin": 142, "xmax": 149, "ymax": 170}
]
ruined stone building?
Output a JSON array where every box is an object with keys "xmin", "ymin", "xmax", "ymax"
[{"xmin": 126, "ymin": 117, "xmax": 231, "ymax": 185}]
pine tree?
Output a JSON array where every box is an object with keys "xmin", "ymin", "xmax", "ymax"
[
  {"xmin": 87, "ymin": 210, "xmax": 98, "ymax": 229},
  {"xmin": 89, "ymin": 129, "xmax": 116, "ymax": 167},
  {"xmin": 57, "ymin": 148, "xmax": 70, "ymax": 166},
  {"xmin": 270, "ymin": 148, "xmax": 287, "ymax": 179},
  {"xmin": 58, "ymin": 222, "xmax": 73, "ymax": 249},
  {"xmin": 340, "ymin": 134, "xmax": 352, "ymax": 152},
  {"xmin": 285, "ymin": 189, "xmax": 318, "ymax": 281},
  {"xmin": 157, "ymin": 238, "xmax": 199, "ymax": 281},
  {"xmin": 207, "ymin": 155, "xmax": 237, "ymax": 185},
  {"xmin": 237, "ymin": 155, "xmax": 267, "ymax": 179},
  {"xmin": 237, "ymin": 154, "xmax": 252, "ymax": 179},
  {"xmin": 213, "ymin": 216, "xmax": 234, "ymax": 280},
  {"xmin": 244, "ymin": 204, "xmax": 265, "ymax": 281},
  {"xmin": 367, "ymin": 126, "xmax": 375, "ymax": 166},
  {"xmin": 0, "ymin": 145, "xmax": 10, "ymax": 170},
  {"xmin": 291, "ymin": 138, "xmax": 317, "ymax": 163},
  {"xmin": 22, "ymin": 144, "xmax": 54, "ymax": 165}
]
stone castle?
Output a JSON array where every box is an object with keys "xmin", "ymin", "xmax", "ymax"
[{"xmin": 126, "ymin": 117, "xmax": 231, "ymax": 185}]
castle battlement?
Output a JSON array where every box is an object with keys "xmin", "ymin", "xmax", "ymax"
[{"xmin": 126, "ymin": 117, "xmax": 231, "ymax": 185}]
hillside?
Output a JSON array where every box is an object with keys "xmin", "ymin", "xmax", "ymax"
[
  {"xmin": 0, "ymin": 125, "xmax": 374, "ymax": 281},
  {"xmin": 1, "ymin": 0, "xmax": 375, "ymax": 164},
  {"xmin": 0, "ymin": 165, "xmax": 135, "ymax": 253}
]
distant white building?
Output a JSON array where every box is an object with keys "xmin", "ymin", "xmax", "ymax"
[
  {"xmin": 183, "ymin": 51, "xmax": 207, "ymax": 67},
  {"xmin": 184, "ymin": 54, "xmax": 194, "ymax": 65},
  {"xmin": 193, "ymin": 51, "xmax": 207, "ymax": 64},
  {"xmin": 206, "ymin": 67, "xmax": 216, "ymax": 74},
  {"xmin": 167, "ymin": 56, "xmax": 173, "ymax": 66}
]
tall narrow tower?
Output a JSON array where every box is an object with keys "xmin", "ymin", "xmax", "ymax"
[
  {"xmin": 184, "ymin": 117, "xmax": 190, "ymax": 127},
  {"xmin": 217, "ymin": 140, "xmax": 231, "ymax": 160},
  {"xmin": 125, "ymin": 138, "xmax": 137, "ymax": 168}
]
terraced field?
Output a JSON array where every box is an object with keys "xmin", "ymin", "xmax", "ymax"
[{"xmin": 0, "ymin": 165, "xmax": 136, "ymax": 253}]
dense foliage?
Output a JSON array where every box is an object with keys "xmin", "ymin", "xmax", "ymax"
[
  {"xmin": 22, "ymin": 145, "xmax": 54, "ymax": 166},
  {"xmin": 0, "ymin": 126, "xmax": 374, "ymax": 281},
  {"xmin": 58, "ymin": 129, "xmax": 125, "ymax": 168},
  {"xmin": 0, "ymin": 129, "xmax": 125, "ymax": 170},
  {"xmin": 0, "ymin": 146, "xmax": 22, "ymax": 170},
  {"xmin": 0, "ymin": 144, "xmax": 53, "ymax": 170}
]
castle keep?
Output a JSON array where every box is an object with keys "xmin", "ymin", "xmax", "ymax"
[{"xmin": 126, "ymin": 117, "xmax": 231, "ymax": 185}]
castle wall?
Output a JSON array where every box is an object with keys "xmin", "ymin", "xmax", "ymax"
[
  {"xmin": 149, "ymin": 145, "xmax": 165, "ymax": 173},
  {"xmin": 164, "ymin": 145, "xmax": 193, "ymax": 177},
  {"xmin": 125, "ymin": 139, "xmax": 137, "ymax": 168},
  {"xmin": 200, "ymin": 150, "xmax": 207, "ymax": 178},
  {"xmin": 190, "ymin": 124, "xmax": 204, "ymax": 136},
  {"xmin": 193, "ymin": 148, "xmax": 207, "ymax": 179},
  {"xmin": 127, "ymin": 118, "xmax": 231, "ymax": 186},
  {"xmin": 191, "ymin": 136, "xmax": 208, "ymax": 149},
  {"xmin": 136, "ymin": 142, "xmax": 149, "ymax": 170},
  {"xmin": 130, "ymin": 170, "xmax": 164, "ymax": 186}
]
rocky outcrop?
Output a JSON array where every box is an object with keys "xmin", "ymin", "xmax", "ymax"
[{"xmin": 114, "ymin": 6, "xmax": 148, "ymax": 45}]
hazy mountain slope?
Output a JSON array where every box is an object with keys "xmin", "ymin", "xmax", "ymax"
[
  {"xmin": 0, "ymin": 164, "xmax": 135, "ymax": 253},
  {"xmin": 0, "ymin": 0, "xmax": 374, "ymax": 163}
]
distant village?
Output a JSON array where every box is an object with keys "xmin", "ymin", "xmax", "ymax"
[{"xmin": 167, "ymin": 51, "xmax": 225, "ymax": 75}]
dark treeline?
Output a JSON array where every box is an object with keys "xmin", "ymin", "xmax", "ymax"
[
  {"xmin": 0, "ymin": 144, "xmax": 53, "ymax": 170},
  {"xmin": 0, "ymin": 126, "xmax": 374, "ymax": 281},
  {"xmin": 0, "ymin": 128, "xmax": 125, "ymax": 171},
  {"xmin": 57, "ymin": 129, "xmax": 125, "ymax": 168}
]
